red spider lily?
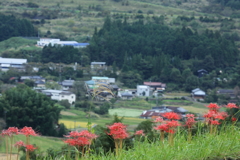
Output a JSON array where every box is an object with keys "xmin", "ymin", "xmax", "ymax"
[
  {"xmin": 78, "ymin": 130, "xmax": 98, "ymax": 139},
  {"xmin": 163, "ymin": 112, "xmax": 181, "ymax": 120},
  {"xmin": 232, "ymin": 117, "xmax": 237, "ymax": 122},
  {"xmin": 108, "ymin": 122, "xmax": 129, "ymax": 139},
  {"xmin": 206, "ymin": 103, "xmax": 220, "ymax": 111},
  {"xmin": 1, "ymin": 130, "xmax": 11, "ymax": 137},
  {"xmin": 64, "ymin": 137, "xmax": 90, "ymax": 147},
  {"xmin": 203, "ymin": 110, "xmax": 216, "ymax": 118},
  {"xmin": 186, "ymin": 114, "xmax": 195, "ymax": 118},
  {"xmin": 154, "ymin": 117, "xmax": 164, "ymax": 123},
  {"xmin": 209, "ymin": 120, "xmax": 220, "ymax": 125},
  {"xmin": 14, "ymin": 141, "xmax": 25, "ymax": 148},
  {"xmin": 20, "ymin": 127, "xmax": 38, "ymax": 136},
  {"xmin": 214, "ymin": 112, "xmax": 228, "ymax": 120},
  {"xmin": 166, "ymin": 120, "xmax": 181, "ymax": 128},
  {"xmin": 65, "ymin": 130, "xmax": 98, "ymax": 140},
  {"xmin": 134, "ymin": 130, "xmax": 145, "ymax": 136},
  {"xmin": 204, "ymin": 111, "xmax": 228, "ymax": 120},
  {"xmin": 185, "ymin": 117, "xmax": 196, "ymax": 128},
  {"xmin": 1, "ymin": 127, "xmax": 19, "ymax": 137},
  {"xmin": 226, "ymin": 103, "xmax": 238, "ymax": 109},
  {"xmin": 7, "ymin": 127, "xmax": 19, "ymax": 135},
  {"xmin": 64, "ymin": 131, "xmax": 82, "ymax": 138},
  {"xmin": 154, "ymin": 123, "xmax": 169, "ymax": 132},
  {"xmin": 25, "ymin": 144, "xmax": 37, "ymax": 152}
]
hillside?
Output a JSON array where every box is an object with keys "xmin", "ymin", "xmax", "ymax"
[{"xmin": 0, "ymin": 0, "xmax": 240, "ymax": 44}]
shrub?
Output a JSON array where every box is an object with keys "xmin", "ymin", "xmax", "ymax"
[
  {"xmin": 59, "ymin": 100, "xmax": 71, "ymax": 109},
  {"xmin": 27, "ymin": 2, "xmax": 39, "ymax": 8}
]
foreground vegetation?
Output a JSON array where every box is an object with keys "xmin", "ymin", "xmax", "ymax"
[{"xmin": 1, "ymin": 103, "xmax": 239, "ymax": 160}]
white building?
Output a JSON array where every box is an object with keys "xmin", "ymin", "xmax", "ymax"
[
  {"xmin": 136, "ymin": 85, "xmax": 152, "ymax": 97},
  {"xmin": 37, "ymin": 38, "xmax": 89, "ymax": 48},
  {"xmin": 37, "ymin": 38, "xmax": 60, "ymax": 46},
  {"xmin": 0, "ymin": 57, "xmax": 27, "ymax": 71},
  {"xmin": 41, "ymin": 90, "xmax": 76, "ymax": 104}
]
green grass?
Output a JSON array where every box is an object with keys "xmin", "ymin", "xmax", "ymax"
[
  {"xmin": 114, "ymin": 98, "xmax": 154, "ymax": 109},
  {"xmin": 109, "ymin": 108, "xmax": 144, "ymax": 117},
  {"xmin": 0, "ymin": 37, "xmax": 39, "ymax": 53},
  {"xmin": 86, "ymin": 125, "xmax": 240, "ymax": 160},
  {"xmin": 0, "ymin": 134, "xmax": 64, "ymax": 153},
  {"xmin": 60, "ymin": 109, "xmax": 145, "ymax": 127}
]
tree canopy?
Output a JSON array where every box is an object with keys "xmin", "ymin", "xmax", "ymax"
[{"xmin": 0, "ymin": 84, "xmax": 64, "ymax": 136}]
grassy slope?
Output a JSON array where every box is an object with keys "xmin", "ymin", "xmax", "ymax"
[
  {"xmin": 0, "ymin": 37, "xmax": 40, "ymax": 53},
  {"xmin": 0, "ymin": 0, "xmax": 238, "ymax": 42}
]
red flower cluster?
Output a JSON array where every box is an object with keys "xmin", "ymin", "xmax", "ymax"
[
  {"xmin": 203, "ymin": 110, "xmax": 228, "ymax": 125},
  {"xmin": 185, "ymin": 114, "xmax": 196, "ymax": 128},
  {"xmin": 108, "ymin": 122, "xmax": 129, "ymax": 139},
  {"xmin": 20, "ymin": 127, "xmax": 38, "ymax": 137},
  {"xmin": 154, "ymin": 117, "xmax": 164, "ymax": 123},
  {"xmin": 14, "ymin": 140, "xmax": 25, "ymax": 148},
  {"xmin": 25, "ymin": 144, "xmax": 37, "ymax": 152},
  {"xmin": 154, "ymin": 120, "xmax": 181, "ymax": 133},
  {"xmin": 163, "ymin": 112, "xmax": 181, "ymax": 120},
  {"xmin": 64, "ymin": 130, "xmax": 97, "ymax": 147},
  {"xmin": 226, "ymin": 103, "xmax": 238, "ymax": 109},
  {"xmin": 14, "ymin": 141, "xmax": 37, "ymax": 152},
  {"xmin": 232, "ymin": 117, "xmax": 237, "ymax": 122},
  {"xmin": 1, "ymin": 127, "xmax": 19, "ymax": 137},
  {"xmin": 206, "ymin": 103, "xmax": 220, "ymax": 111},
  {"xmin": 134, "ymin": 130, "xmax": 145, "ymax": 136}
]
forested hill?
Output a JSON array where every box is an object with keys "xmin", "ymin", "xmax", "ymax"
[{"xmin": 87, "ymin": 18, "xmax": 239, "ymax": 81}]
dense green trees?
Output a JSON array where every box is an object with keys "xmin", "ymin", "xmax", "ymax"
[
  {"xmin": 87, "ymin": 17, "xmax": 239, "ymax": 89},
  {"xmin": 42, "ymin": 45, "xmax": 82, "ymax": 64},
  {"xmin": 0, "ymin": 84, "xmax": 66, "ymax": 136},
  {"xmin": 0, "ymin": 14, "xmax": 36, "ymax": 41}
]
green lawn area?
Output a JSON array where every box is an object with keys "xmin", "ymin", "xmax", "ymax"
[{"xmin": 109, "ymin": 108, "xmax": 144, "ymax": 117}]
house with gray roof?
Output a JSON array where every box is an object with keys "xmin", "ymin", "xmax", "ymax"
[
  {"xmin": 91, "ymin": 62, "xmax": 107, "ymax": 70},
  {"xmin": 191, "ymin": 88, "xmax": 206, "ymax": 100},
  {"xmin": 0, "ymin": 57, "xmax": 27, "ymax": 71},
  {"xmin": 59, "ymin": 80, "xmax": 75, "ymax": 90}
]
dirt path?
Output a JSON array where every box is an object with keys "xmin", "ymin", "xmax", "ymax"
[{"xmin": 0, "ymin": 154, "xmax": 18, "ymax": 160}]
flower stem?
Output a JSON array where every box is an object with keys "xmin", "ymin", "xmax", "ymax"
[
  {"xmin": 168, "ymin": 133, "xmax": 174, "ymax": 146},
  {"xmin": 10, "ymin": 136, "xmax": 13, "ymax": 160},
  {"xmin": 187, "ymin": 127, "xmax": 192, "ymax": 142},
  {"xmin": 160, "ymin": 130, "xmax": 164, "ymax": 143}
]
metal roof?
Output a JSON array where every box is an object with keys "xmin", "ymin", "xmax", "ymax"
[
  {"xmin": 63, "ymin": 43, "xmax": 89, "ymax": 46},
  {"xmin": 0, "ymin": 58, "xmax": 27, "ymax": 64},
  {"xmin": 91, "ymin": 62, "xmax": 106, "ymax": 65}
]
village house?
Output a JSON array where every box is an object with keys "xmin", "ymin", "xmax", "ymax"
[
  {"xmin": 59, "ymin": 79, "xmax": 75, "ymax": 91},
  {"xmin": 118, "ymin": 90, "xmax": 134, "ymax": 100},
  {"xmin": 90, "ymin": 62, "xmax": 107, "ymax": 70},
  {"xmin": 217, "ymin": 89, "xmax": 236, "ymax": 99},
  {"xmin": 0, "ymin": 57, "xmax": 27, "ymax": 71},
  {"xmin": 140, "ymin": 106, "xmax": 188, "ymax": 119},
  {"xmin": 191, "ymin": 88, "xmax": 206, "ymax": 100},
  {"xmin": 21, "ymin": 76, "xmax": 45, "ymax": 82},
  {"xmin": 41, "ymin": 89, "xmax": 76, "ymax": 104},
  {"xmin": 143, "ymin": 82, "xmax": 166, "ymax": 91},
  {"xmin": 136, "ymin": 85, "xmax": 152, "ymax": 97}
]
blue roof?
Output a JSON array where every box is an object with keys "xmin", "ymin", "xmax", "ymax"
[
  {"xmin": 63, "ymin": 43, "xmax": 89, "ymax": 47},
  {"xmin": 85, "ymin": 80, "xmax": 95, "ymax": 85}
]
